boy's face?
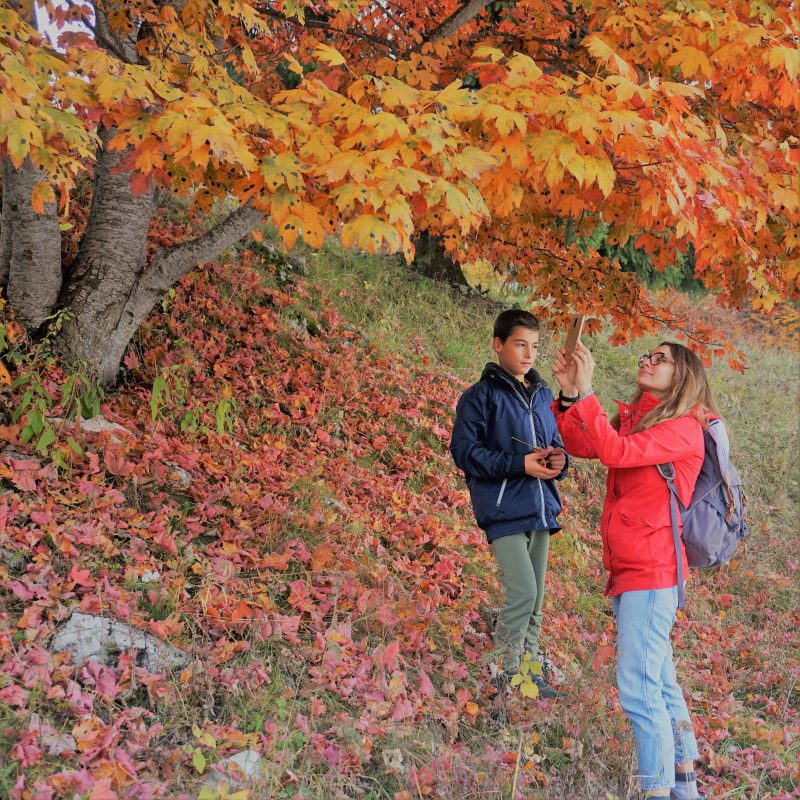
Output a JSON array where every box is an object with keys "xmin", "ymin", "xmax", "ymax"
[{"xmin": 493, "ymin": 326, "xmax": 539, "ymax": 381}]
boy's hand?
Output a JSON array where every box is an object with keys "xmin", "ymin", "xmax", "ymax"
[
  {"xmin": 546, "ymin": 447, "xmax": 566, "ymax": 473},
  {"xmin": 524, "ymin": 452, "xmax": 561, "ymax": 479}
]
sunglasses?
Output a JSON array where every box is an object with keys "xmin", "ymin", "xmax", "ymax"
[{"xmin": 637, "ymin": 352, "xmax": 675, "ymax": 368}]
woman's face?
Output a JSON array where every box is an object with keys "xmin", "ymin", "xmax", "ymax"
[{"xmin": 636, "ymin": 344, "xmax": 676, "ymax": 398}]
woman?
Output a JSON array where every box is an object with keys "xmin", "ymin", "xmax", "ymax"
[{"xmin": 551, "ymin": 340, "xmax": 710, "ymax": 800}]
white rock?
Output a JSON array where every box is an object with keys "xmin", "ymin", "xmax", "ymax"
[
  {"xmin": 80, "ymin": 415, "xmax": 134, "ymax": 439},
  {"xmin": 166, "ymin": 465, "xmax": 193, "ymax": 487},
  {"xmin": 204, "ymin": 750, "xmax": 264, "ymax": 791},
  {"xmin": 139, "ymin": 571, "xmax": 161, "ymax": 584},
  {"xmin": 50, "ymin": 612, "xmax": 188, "ymax": 673}
]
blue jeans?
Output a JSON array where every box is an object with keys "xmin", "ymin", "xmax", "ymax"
[{"xmin": 612, "ymin": 587, "xmax": 700, "ymax": 792}]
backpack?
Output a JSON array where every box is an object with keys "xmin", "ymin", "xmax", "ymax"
[{"xmin": 657, "ymin": 419, "xmax": 748, "ymax": 608}]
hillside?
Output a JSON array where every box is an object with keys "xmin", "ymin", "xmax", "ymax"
[{"xmin": 0, "ymin": 240, "xmax": 798, "ymax": 800}]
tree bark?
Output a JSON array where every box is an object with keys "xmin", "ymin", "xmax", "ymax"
[
  {"xmin": 56, "ymin": 128, "xmax": 158, "ymax": 384},
  {"xmin": 410, "ymin": 231, "xmax": 470, "ymax": 286},
  {"xmin": 421, "ymin": 0, "xmax": 494, "ymax": 44},
  {"xmin": 57, "ymin": 130, "xmax": 263, "ymax": 384},
  {"xmin": 0, "ymin": 158, "xmax": 62, "ymax": 329}
]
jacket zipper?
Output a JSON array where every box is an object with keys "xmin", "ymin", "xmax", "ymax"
[
  {"xmin": 496, "ymin": 478, "xmax": 508, "ymax": 507},
  {"xmin": 528, "ymin": 406, "xmax": 548, "ymax": 529},
  {"xmin": 510, "ymin": 381, "xmax": 548, "ymax": 530}
]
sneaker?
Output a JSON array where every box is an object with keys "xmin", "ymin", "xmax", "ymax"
[
  {"xmin": 532, "ymin": 652, "xmax": 566, "ymax": 685},
  {"xmin": 529, "ymin": 672, "xmax": 565, "ymax": 699},
  {"xmin": 480, "ymin": 605, "xmax": 501, "ymax": 634},
  {"xmin": 489, "ymin": 669, "xmax": 514, "ymax": 692}
]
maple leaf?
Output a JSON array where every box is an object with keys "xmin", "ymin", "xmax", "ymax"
[
  {"xmin": 341, "ymin": 215, "xmax": 401, "ymax": 253},
  {"xmin": 668, "ymin": 46, "xmax": 713, "ymax": 78},
  {"xmin": 30, "ymin": 181, "xmax": 55, "ymax": 214},
  {"xmin": 314, "ymin": 43, "xmax": 346, "ymax": 67}
]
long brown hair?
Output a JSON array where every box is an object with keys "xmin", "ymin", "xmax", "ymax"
[{"xmin": 613, "ymin": 342, "xmax": 719, "ymax": 431}]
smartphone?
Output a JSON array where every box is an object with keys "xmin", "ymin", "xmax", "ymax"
[{"xmin": 564, "ymin": 314, "xmax": 585, "ymax": 361}]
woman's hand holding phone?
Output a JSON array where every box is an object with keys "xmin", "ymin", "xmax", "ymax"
[
  {"xmin": 571, "ymin": 341, "xmax": 595, "ymax": 394},
  {"xmin": 551, "ymin": 347, "xmax": 578, "ymax": 395}
]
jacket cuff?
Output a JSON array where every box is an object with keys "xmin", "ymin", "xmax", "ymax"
[
  {"xmin": 572, "ymin": 391, "xmax": 602, "ymax": 419},
  {"xmin": 510, "ymin": 453, "xmax": 527, "ymax": 476}
]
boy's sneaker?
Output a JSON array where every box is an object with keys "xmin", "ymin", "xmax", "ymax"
[
  {"xmin": 480, "ymin": 605, "xmax": 501, "ymax": 633},
  {"xmin": 532, "ymin": 652, "xmax": 566, "ymax": 686},
  {"xmin": 529, "ymin": 672, "xmax": 565, "ymax": 699}
]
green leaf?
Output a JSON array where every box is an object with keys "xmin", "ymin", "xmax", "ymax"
[
  {"xmin": 28, "ymin": 410, "xmax": 44, "ymax": 436},
  {"xmin": 35, "ymin": 426, "xmax": 55, "ymax": 454},
  {"xmin": 192, "ymin": 748, "xmax": 207, "ymax": 773},
  {"xmin": 12, "ymin": 389, "xmax": 33, "ymax": 423}
]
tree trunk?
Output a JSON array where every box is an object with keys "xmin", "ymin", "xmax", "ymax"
[
  {"xmin": 0, "ymin": 158, "xmax": 62, "ymax": 329},
  {"xmin": 410, "ymin": 231, "xmax": 470, "ymax": 286},
  {"xmin": 55, "ymin": 131, "xmax": 262, "ymax": 385},
  {"xmin": 56, "ymin": 128, "xmax": 157, "ymax": 384}
]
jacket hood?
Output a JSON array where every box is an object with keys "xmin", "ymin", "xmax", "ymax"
[{"xmin": 480, "ymin": 362, "xmax": 549, "ymax": 392}]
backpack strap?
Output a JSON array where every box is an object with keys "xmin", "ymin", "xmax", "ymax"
[
  {"xmin": 656, "ymin": 461, "xmax": 686, "ymax": 609},
  {"xmin": 707, "ymin": 419, "xmax": 736, "ymax": 523}
]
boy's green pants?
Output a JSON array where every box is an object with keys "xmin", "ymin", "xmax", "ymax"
[{"xmin": 490, "ymin": 529, "xmax": 550, "ymax": 673}]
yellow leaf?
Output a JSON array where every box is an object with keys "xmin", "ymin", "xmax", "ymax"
[
  {"xmin": 453, "ymin": 147, "xmax": 499, "ymax": 179},
  {"xmin": 379, "ymin": 167, "xmax": 431, "ymax": 194},
  {"xmin": 331, "ymin": 183, "xmax": 366, "ymax": 214},
  {"xmin": 767, "ymin": 47, "xmax": 800, "ymax": 81},
  {"xmin": 586, "ymin": 152, "xmax": 615, "ymax": 196},
  {"xmin": 506, "ymin": 52, "xmax": 543, "ymax": 84},
  {"xmin": 283, "ymin": 53, "xmax": 304, "ymax": 76},
  {"xmin": 261, "ymin": 152, "xmax": 305, "ymax": 192},
  {"xmin": 667, "ymin": 46, "xmax": 713, "ymax": 79},
  {"xmin": 472, "ymin": 45, "xmax": 505, "ymax": 63},
  {"xmin": 240, "ymin": 45, "xmax": 258, "ymax": 76},
  {"xmin": 296, "ymin": 204, "xmax": 327, "ymax": 248},
  {"xmin": 519, "ymin": 679, "xmax": 540, "ymax": 699},
  {"xmin": 377, "ymin": 76, "xmax": 420, "ymax": 110},
  {"xmin": 434, "ymin": 78, "xmax": 471, "ymax": 107},
  {"xmin": 382, "ymin": 196, "xmax": 413, "ymax": 231},
  {"xmin": 566, "ymin": 108, "xmax": 600, "ymax": 143},
  {"xmin": 584, "ymin": 35, "xmax": 614, "ymax": 63},
  {"xmin": 484, "ymin": 104, "xmax": 527, "ymax": 136},
  {"xmin": 30, "ymin": 181, "xmax": 55, "ymax": 214},
  {"xmin": 314, "ymin": 43, "xmax": 346, "ymax": 67},
  {"xmin": 341, "ymin": 215, "xmax": 401, "ymax": 254},
  {"xmin": 528, "ymin": 130, "xmax": 577, "ymax": 168},
  {"xmin": 322, "ymin": 151, "xmax": 371, "ymax": 183},
  {"xmin": 2, "ymin": 118, "xmax": 41, "ymax": 168},
  {"xmin": 369, "ymin": 112, "xmax": 410, "ymax": 142},
  {"xmin": 278, "ymin": 213, "xmax": 303, "ymax": 249}
]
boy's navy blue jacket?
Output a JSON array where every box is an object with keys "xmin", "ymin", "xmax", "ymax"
[{"xmin": 450, "ymin": 363, "xmax": 568, "ymax": 541}]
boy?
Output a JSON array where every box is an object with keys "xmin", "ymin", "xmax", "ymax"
[{"xmin": 450, "ymin": 309, "xmax": 568, "ymax": 697}]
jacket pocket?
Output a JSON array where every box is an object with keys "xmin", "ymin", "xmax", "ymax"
[{"xmin": 495, "ymin": 478, "xmax": 508, "ymax": 507}]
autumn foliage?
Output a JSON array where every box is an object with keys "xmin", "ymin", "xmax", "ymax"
[
  {"xmin": 1, "ymin": 0, "xmax": 799, "ymax": 380},
  {"xmin": 1, "ymin": 239, "xmax": 798, "ymax": 798}
]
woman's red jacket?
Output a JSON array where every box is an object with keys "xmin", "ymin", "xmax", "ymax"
[{"xmin": 552, "ymin": 391, "xmax": 704, "ymax": 596}]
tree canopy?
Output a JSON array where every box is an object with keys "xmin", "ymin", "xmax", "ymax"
[{"xmin": 1, "ymin": 0, "xmax": 798, "ymax": 378}]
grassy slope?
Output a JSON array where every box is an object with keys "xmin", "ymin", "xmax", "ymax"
[{"xmin": 0, "ymin": 240, "xmax": 797, "ymax": 800}]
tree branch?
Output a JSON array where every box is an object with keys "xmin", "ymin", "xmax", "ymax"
[
  {"xmin": 135, "ymin": 201, "xmax": 263, "ymax": 302},
  {"xmin": 409, "ymin": 0, "xmax": 494, "ymax": 50},
  {"xmin": 259, "ymin": 7, "xmax": 397, "ymax": 57}
]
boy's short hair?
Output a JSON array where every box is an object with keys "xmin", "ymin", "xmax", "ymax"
[{"xmin": 493, "ymin": 309, "xmax": 541, "ymax": 342}]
